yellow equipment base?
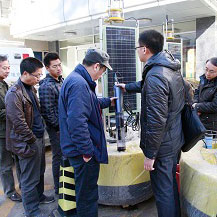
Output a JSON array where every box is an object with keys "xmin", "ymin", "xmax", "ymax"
[
  {"xmin": 98, "ymin": 140, "xmax": 152, "ymax": 206},
  {"xmin": 180, "ymin": 142, "xmax": 217, "ymax": 217}
]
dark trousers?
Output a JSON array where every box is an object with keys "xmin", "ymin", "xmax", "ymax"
[
  {"xmin": 47, "ymin": 127, "xmax": 62, "ymax": 194},
  {"xmin": 16, "ymin": 137, "xmax": 45, "ymax": 217},
  {"xmin": 68, "ymin": 156, "xmax": 100, "ymax": 217},
  {"xmin": 0, "ymin": 138, "xmax": 17, "ymax": 197},
  {"xmin": 150, "ymin": 152, "xmax": 181, "ymax": 217}
]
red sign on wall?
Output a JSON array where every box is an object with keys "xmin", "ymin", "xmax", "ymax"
[{"xmin": 22, "ymin": 54, "xmax": 29, "ymax": 59}]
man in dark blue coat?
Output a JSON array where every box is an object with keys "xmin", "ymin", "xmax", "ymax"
[
  {"xmin": 58, "ymin": 49, "xmax": 116, "ymax": 217},
  {"xmin": 117, "ymin": 30, "xmax": 185, "ymax": 217}
]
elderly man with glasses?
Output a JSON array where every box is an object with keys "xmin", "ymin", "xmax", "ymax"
[{"xmin": 193, "ymin": 57, "xmax": 217, "ymax": 131}]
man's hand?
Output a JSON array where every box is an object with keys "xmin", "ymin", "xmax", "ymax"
[
  {"xmin": 83, "ymin": 156, "xmax": 92, "ymax": 163},
  {"xmin": 110, "ymin": 97, "xmax": 118, "ymax": 106},
  {"xmin": 192, "ymin": 103, "xmax": 197, "ymax": 108},
  {"xmin": 144, "ymin": 157, "xmax": 155, "ymax": 171},
  {"xmin": 115, "ymin": 83, "xmax": 126, "ymax": 92}
]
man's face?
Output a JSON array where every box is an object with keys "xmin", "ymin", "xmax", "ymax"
[
  {"xmin": 93, "ymin": 63, "xmax": 107, "ymax": 81},
  {"xmin": 205, "ymin": 61, "xmax": 217, "ymax": 81},
  {"xmin": 136, "ymin": 45, "xmax": 146, "ymax": 63},
  {"xmin": 23, "ymin": 68, "xmax": 43, "ymax": 86},
  {"xmin": 0, "ymin": 60, "xmax": 10, "ymax": 80},
  {"xmin": 46, "ymin": 59, "xmax": 62, "ymax": 78}
]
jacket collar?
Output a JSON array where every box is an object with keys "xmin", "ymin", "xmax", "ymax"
[
  {"xmin": 17, "ymin": 78, "xmax": 37, "ymax": 104},
  {"xmin": 74, "ymin": 64, "xmax": 96, "ymax": 91},
  {"xmin": 0, "ymin": 80, "xmax": 8, "ymax": 89},
  {"xmin": 142, "ymin": 51, "xmax": 181, "ymax": 84},
  {"xmin": 200, "ymin": 74, "xmax": 217, "ymax": 86},
  {"xmin": 45, "ymin": 73, "xmax": 63, "ymax": 83}
]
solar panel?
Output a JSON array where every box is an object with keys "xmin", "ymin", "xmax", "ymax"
[{"xmin": 105, "ymin": 26, "xmax": 138, "ymax": 113}]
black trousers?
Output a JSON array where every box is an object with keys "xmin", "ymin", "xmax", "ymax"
[
  {"xmin": 150, "ymin": 152, "xmax": 181, "ymax": 217},
  {"xmin": 16, "ymin": 137, "xmax": 45, "ymax": 217},
  {"xmin": 0, "ymin": 138, "xmax": 17, "ymax": 197},
  {"xmin": 68, "ymin": 156, "xmax": 100, "ymax": 217},
  {"xmin": 47, "ymin": 127, "xmax": 62, "ymax": 194}
]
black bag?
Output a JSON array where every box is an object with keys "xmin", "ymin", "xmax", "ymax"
[
  {"xmin": 181, "ymin": 79, "xmax": 206, "ymax": 152},
  {"xmin": 164, "ymin": 49, "xmax": 206, "ymax": 152}
]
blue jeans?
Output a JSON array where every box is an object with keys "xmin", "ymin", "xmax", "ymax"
[
  {"xmin": 46, "ymin": 127, "xmax": 62, "ymax": 194},
  {"xmin": 150, "ymin": 152, "xmax": 181, "ymax": 217},
  {"xmin": 68, "ymin": 156, "xmax": 100, "ymax": 217},
  {"xmin": 17, "ymin": 137, "xmax": 45, "ymax": 217}
]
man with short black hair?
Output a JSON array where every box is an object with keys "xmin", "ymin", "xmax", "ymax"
[
  {"xmin": 39, "ymin": 52, "xmax": 63, "ymax": 194},
  {"xmin": 117, "ymin": 30, "xmax": 185, "ymax": 217},
  {"xmin": 0, "ymin": 55, "xmax": 21, "ymax": 202},
  {"xmin": 5, "ymin": 57, "xmax": 54, "ymax": 217},
  {"xmin": 58, "ymin": 49, "xmax": 116, "ymax": 217}
]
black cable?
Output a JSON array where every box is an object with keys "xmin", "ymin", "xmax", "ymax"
[
  {"xmin": 113, "ymin": 71, "xmax": 140, "ymax": 131},
  {"xmin": 123, "ymin": 101, "xmax": 140, "ymax": 131}
]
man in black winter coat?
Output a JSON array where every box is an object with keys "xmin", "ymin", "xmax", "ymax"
[
  {"xmin": 193, "ymin": 57, "xmax": 217, "ymax": 131},
  {"xmin": 39, "ymin": 53, "xmax": 64, "ymax": 194},
  {"xmin": 117, "ymin": 30, "xmax": 185, "ymax": 217}
]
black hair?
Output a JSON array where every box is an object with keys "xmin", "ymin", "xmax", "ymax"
[
  {"xmin": 139, "ymin": 30, "xmax": 164, "ymax": 54},
  {"xmin": 0, "ymin": 55, "xmax": 8, "ymax": 63},
  {"xmin": 82, "ymin": 59, "xmax": 104, "ymax": 69},
  {"xmin": 206, "ymin": 57, "xmax": 217, "ymax": 67},
  {"xmin": 43, "ymin": 52, "xmax": 60, "ymax": 67},
  {"xmin": 20, "ymin": 57, "xmax": 43, "ymax": 75}
]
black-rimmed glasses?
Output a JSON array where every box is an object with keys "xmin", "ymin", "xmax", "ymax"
[{"xmin": 134, "ymin": 46, "xmax": 144, "ymax": 50}]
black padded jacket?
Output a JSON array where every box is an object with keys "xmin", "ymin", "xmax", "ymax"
[
  {"xmin": 194, "ymin": 74, "xmax": 217, "ymax": 131},
  {"xmin": 126, "ymin": 51, "xmax": 185, "ymax": 159}
]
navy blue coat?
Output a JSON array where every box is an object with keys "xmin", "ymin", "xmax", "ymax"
[{"xmin": 59, "ymin": 64, "xmax": 111, "ymax": 164}]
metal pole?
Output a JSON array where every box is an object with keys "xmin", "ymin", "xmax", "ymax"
[{"xmin": 99, "ymin": 17, "xmax": 107, "ymax": 134}]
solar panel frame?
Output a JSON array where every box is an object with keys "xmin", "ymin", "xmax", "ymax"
[{"xmin": 102, "ymin": 25, "xmax": 140, "ymax": 114}]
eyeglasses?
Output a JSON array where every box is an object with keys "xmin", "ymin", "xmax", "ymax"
[
  {"xmin": 134, "ymin": 46, "xmax": 145, "ymax": 50},
  {"xmin": 205, "ymin": 68, "xmax": 217, "ymax": 74},
  {"xmin": 29, "ymin": 73, "xmax": 43, "ymax": 79},
  {"xmin": 1, "ymin": 66, "xmax": 10, "ymax": 70}
]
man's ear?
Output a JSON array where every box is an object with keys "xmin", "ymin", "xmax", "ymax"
[
  {"xmin": 22, "ymin": 71, "xmax": 28, "ymax": 76},
  {"xmin": 143, "ymin": 47, "xmax": 146, "ymax": 54},
  {"xmin": 93, "ymin": 63, "xmax": 100, "ymax": 71}
]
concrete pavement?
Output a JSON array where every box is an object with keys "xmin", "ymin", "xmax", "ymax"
[{"xmin": 0, "ymin": 147, "xmax": 157, "ymax": 217}]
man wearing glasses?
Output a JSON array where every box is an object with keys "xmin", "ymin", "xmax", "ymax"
[
  {"xmin": 193, "ymin": 57, "xmax": 217, "ymax": 131},
  {"xmin": 0, "ymin": 55, "xmax": 22, "ymax": 202},
  {"xmin": 39, "ymin": 52, "xmax": 63, "ymax": 195},
  {"xmin": 5, "ymin": 57, "xmax": 54, "ymax": 217},
  {"xmin": 117, "ymin": 30, "xmax": 185, "ymax": 217}
]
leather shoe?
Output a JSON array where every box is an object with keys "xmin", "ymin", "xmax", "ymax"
[
  {"xmin": 9, "ymin": 192, "xmax": 22, "ymax": 202},
  {"xmin": 39, "ymin": 195, "xmax": 55, "ymax": 204}
]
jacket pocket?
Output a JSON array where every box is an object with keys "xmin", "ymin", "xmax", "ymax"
[{"xmin": 10, "ymin": 131, "xmax": 36, "ymax": 158}]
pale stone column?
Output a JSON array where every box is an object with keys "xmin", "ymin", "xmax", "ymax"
[{"xmin": 196, "ymin": 16, "xmax": 217, "ymax": 80}]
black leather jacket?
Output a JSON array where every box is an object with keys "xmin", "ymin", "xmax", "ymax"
[
  {"xmin": 194, "ymin": 74, "xmax": 217, "ymax": 131},
  {"xmin": 126, "ymin": 51, "xmax": 185, "ymax": 159}
]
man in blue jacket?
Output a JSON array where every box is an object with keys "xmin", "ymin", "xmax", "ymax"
[{"xmin": 58, "ymin": 49, "xmax": 115, "ymax": 217}]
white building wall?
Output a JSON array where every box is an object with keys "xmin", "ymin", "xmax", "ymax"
[{"xmin": 10, "ymin": 0, "xmax": 189, "ymax": 37}]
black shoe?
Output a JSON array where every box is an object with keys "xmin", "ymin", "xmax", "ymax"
[
  {"xmin": 39, "ymin": 195, "xmax": 55, "ymax": 204},
  {"xmin": 9, "ymin": 192, "xmax": 22, "ymax": 202}
]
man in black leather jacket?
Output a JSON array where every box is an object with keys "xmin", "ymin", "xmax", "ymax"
[{"xmin": 117, "ymin": 30, "xmax": 185, "ymax": 217}]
